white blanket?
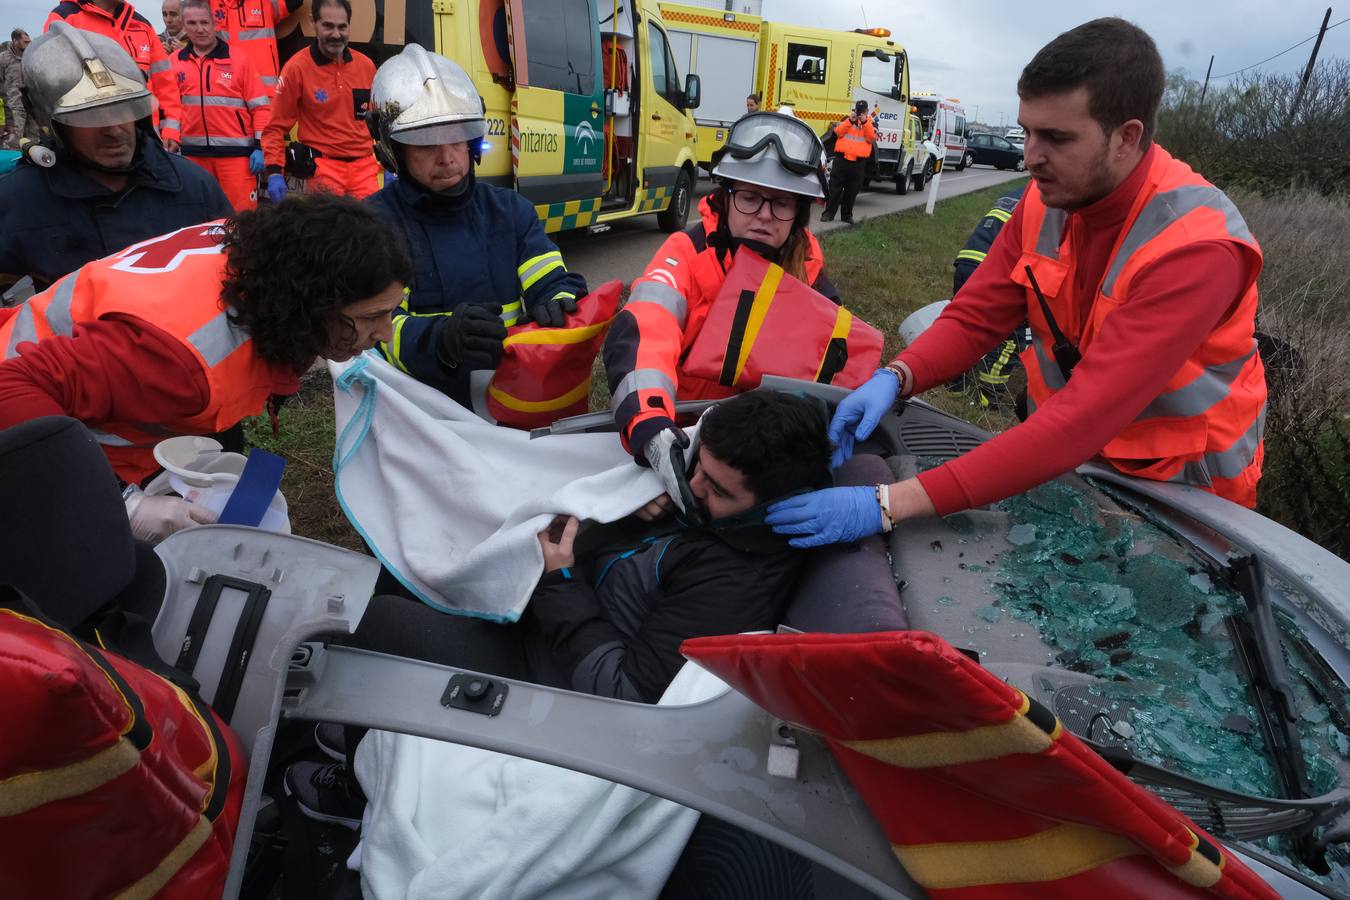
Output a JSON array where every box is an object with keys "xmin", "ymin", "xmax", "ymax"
[
  {"xmin": 330, "ymin": 354, "xmax": 668, "ymax": 622},
  {"xmin": 351, "ymin": 662, "xmax": 721, "ymax": 900}
]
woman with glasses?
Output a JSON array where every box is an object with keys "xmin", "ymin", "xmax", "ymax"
[{"xmin": 603, "ymin": 111, "xmax": 844, "ymax": 508}]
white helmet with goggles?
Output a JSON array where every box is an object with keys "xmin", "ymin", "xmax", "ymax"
[{"xmin": 712, "ymin": 112, "xmax": 827, "ymax": 199}]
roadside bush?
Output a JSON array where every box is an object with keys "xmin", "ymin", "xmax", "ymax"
[
  {"xmin": 1238, "ymin": 189, "xmax": 1350, "ymax": 557},
  {"xmin": 1156, "ymin": 60, "xmax": 1350, "ymax": 196}
]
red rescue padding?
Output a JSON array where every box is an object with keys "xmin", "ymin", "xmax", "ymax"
[
  {"xmin": 683, "ymin": 246, "xmax": 882, "ymax": 391},
  {"xmin": 483, "ymin": 279, "xmax": 623, "ymax": 430},
  {"xmin": 0, "ymin": 609, "xmax": 246, "ymax": 900},
  {"xmin": 680, "ymin": 630, "xmax": 1279, "ymax": 900}
]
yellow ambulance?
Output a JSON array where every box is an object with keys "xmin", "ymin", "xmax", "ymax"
[
  {"xmin": 277, "ymin": 0, "xmax": 703, "ymax": 233},
  {"xmin": 656, "ymin": 3, "xmax": 911, "ymax": 185}
]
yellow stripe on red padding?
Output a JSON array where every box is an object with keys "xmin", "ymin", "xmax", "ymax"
[
  {"xmin": 678, "ymin": 631, "xmax": 1281, "ymax": 900},
  {"xmin": 895, "ymin": 822, "xmax": 1142, "ymax": 890},
  {"xmin": 841, "ymin": 705, "xmax": 1054, "ymax": 768},
  {"xmin": 731, "ymin": 263, "xmax": 783, "ymax": 386},
  {"xmin": 0, "ymin": 738, "xmax": 140, "ymax": 816}
]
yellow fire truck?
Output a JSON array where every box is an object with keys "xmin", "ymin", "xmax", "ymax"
[
  {"xmin": 276, "ymin": 0, "xmax": 703, "ymax": 233},
  {"xmin": 655, "ymin": 3, "xmax": 911, "ymax": 185}
]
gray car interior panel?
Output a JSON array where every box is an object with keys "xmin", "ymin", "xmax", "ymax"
[
  {"xmin": 286, "ymin": 644, "xmax": 923, "ymax": 900},
  {"xmin": 151, "ymin": 526, "xmax": 379, "ymax": 900}
]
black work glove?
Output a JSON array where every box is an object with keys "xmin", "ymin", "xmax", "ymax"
[
  {"xmin": 436, "ymin": 302, "xmax": 507, "ymax": 371},
  {"xmin": 528, "ymin": 293, "xmax": 579, "ymax": 328}
]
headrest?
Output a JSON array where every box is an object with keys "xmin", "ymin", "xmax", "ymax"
[{"xmin": 0, "ymin": 416, "xmax": 136, "ymax": 627}]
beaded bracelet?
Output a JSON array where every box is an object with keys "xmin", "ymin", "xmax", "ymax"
[
  {"xmin": 876, "ymin": 483, "xmax": 894, "ymax": 533},
  {"xmin": 884, "ymin": 361, "xmax": 912, "ymax": 399}
]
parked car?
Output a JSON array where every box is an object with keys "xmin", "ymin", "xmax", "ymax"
[
  {"xmin": 1004, "ymin": 126, "xmax": 1025, "ymax": 150},
  {"xmin": 963, "ymin": 132, "xmax": 1025, "ymax": 171}
]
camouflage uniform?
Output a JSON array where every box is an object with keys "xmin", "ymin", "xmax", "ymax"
[{"xmin": 0, "ymin": 44, "xmax": 39, "ymax": 150}]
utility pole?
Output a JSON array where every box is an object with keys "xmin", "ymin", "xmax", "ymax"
[
  {"xmin": 1198, "ymin": 55, "xmax": 1214, "ymax": 110},
  {"xmin": 1290, "ymin": 7, "xmax": 1333, "ymax": 120}
]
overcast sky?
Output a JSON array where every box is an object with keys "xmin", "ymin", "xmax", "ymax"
[
  {"xmin": 765, "ymin": 0, "xmax": 1349, "ymax": 127},
  {"xmin": 7, "ymin": 0, "xmax": 1346, "ymax": 129}
]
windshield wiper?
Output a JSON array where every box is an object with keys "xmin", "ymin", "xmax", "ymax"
[{"xmin": 1225, "ymin": 554, "xmax": 1329, "ymax": 868}]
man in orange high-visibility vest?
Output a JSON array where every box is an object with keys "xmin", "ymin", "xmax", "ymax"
[
  {"xmin": 821, "ymin": 99, "xmax": 875, "ymax": 224},
  {"xmin": 770, "ymin": 17, "xmax": 1267, "ymax": 548}
]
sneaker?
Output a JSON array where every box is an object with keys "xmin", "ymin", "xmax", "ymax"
[
  {"xmin": 283, "ymin": 761, "xmax": 365, "ymax": 829},
  {"xmin": 314, "ymin": 722, "xmax": 347, "ymax": 763}
]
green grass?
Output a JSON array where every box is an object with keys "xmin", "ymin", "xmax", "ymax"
[{"xmin": 247, "ymin": 180, "xmax": 1027, "ymax": 547}]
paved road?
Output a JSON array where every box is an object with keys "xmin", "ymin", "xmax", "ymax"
[{"xmin": 555, "ymin": 166, "xmax": 1027, "ymax": 287}]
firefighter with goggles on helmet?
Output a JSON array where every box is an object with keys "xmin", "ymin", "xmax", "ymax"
[
  {"xmin": 0, "ymin": 22, "xmax": 230, "ymax": 293},
  {"xmin": 602, "ymin": 110, "xmax": 845, "ymax": 521},
  {"xmin": 364, "ymin": 45, "xmax": 588, "ymax": 410}
]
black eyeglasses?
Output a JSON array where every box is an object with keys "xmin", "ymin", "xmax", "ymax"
[{"xmin": 729, "ymin": 189, "xmax": 800, "ymax": 221}]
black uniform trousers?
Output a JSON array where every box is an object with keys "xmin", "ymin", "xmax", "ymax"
[{"xmin": 824, "ymin": 155, "xmax": 867, "ymax": 221}]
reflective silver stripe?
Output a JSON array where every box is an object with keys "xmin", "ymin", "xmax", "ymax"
[
  {"xmin": 268, "ymin": 0, "xmax": 282, "ymax": 18},
  {"xmin": 90, "ymin": 429, "xmax": 137, "ymax": 447},
  {"xmin": 187, "ymin": 312, "xmax": 250, "ymax": 366},
  {"xmin": 148, "ymin": 58, "xmax": 172, "ymax": 75},
  {"xmin": 1102, "ymin": 185, "xmax": 1255, "ymax": 299},
  {"xmin": 160, "ymin": 118, "xmax": 180, "ymax": 131},
  {"xmin": 1171, "ymin": 402, "xmax": 1266, "ymax": 487},
  {"xmin": 1135, "ymin": 345, "xmax": 1257, "ymax": 421},
  {"xmin": 1029, "ymin": 332, "xmax": 1066, "ymax": 391},
  {"xmin": 246, "ymin": 95, "xmax": 270, "ymax": 109},
  {"xmin": 1035, "ymin": 207, "xmax": 1067, "ymax": 259},
  {"xmin": 182, "ymin": 94, "xmax": 248, "ymax": 108},
  {"xmin": 261, "ymin": 75, "xmax": 279, "ymax": 86},
  {"xmin": 236, "ymin": 27, "xmax": 276, "ymax": 40},
  {"xmin": 610, "ymin": 368, "xmax": 678, "ymax": 412},
  {"xmin": 184, "ymin": 135, "xmax": 255, "ymax": 149},
  {"xmin": 4, "ymin": 303, "xmax": 36, "ymax": 357},
  {"xmin": 627, "ymin": 280, "xmax": 688, "ymax": 327},
  {"xmin": 517, "ymin": 252, "xmax": 564, "ymax": 290},
  {"xmin": 45, "ymin": 273, "xmax": 79, "ymax": 338}
]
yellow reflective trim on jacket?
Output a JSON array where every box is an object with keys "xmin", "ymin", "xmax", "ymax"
[
  {"xmin": 517, "ymin": 251, "xmax": 565, "ymax": 291},
  {"xmin": 383, "ymin": 315, "xmax": 412, "ymax": 374},
  {"xmin": 504, "ymin": 318, "xmax": 613, "ymax": 347},
  {"xmin": 986, "ymin": 206, "xmax": 1013, "ymax": 223},
  {"xmin": 501, "ymin": 300, "xmax": 523, "ymax": 326},
  {"xmin": 893, "ymin": 823, "xmax": 1142, "ymax": 890},
  {"xmin": 813, "ymin": 307, "xmax": 853, "ymax": 381},
  {"xmin": 488, "ymin": 377, "xmax": 592, "ymax": 413},
  {"xmin": 955, "ymin": 249, "xmax": 987, "ymax": 264},
  {"xmin": 732, "ymin": 264, "xmax": 784, "ymax": 385}
]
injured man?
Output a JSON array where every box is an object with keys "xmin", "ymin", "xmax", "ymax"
[{"xmin": 286, "ymin": 390, "xmax": 832, "ymax": 825}]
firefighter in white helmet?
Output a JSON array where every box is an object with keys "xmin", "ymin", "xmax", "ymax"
[
  {"xmin": 0, "ymin": 21, "xmax": 230, "ymax": 292},
  {"xmin": 365, "ymin": 45, "xmax": 587, "ymax": 410}
]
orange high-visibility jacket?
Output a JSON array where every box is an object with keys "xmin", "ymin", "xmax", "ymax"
[
  {"xmin": 833, "ymin": 116, "xmax": 876, "ymax": 161},
  {"xmin": 603, "ymin": 197, "xmax": 839, "ymax": 453},
  {"xmin": 0, "ymin": 222, "xmax": 295, "ymax": 483},
  {"xmin": 45, "ymin": 0, "xmax": 183, "ymax": 144},
  {"xmin": 172, "ymin": 39, "xmax": 271, "ymax": 157},
  {"xmin": 210, "ymin": 0, "xmax": 301, "ymax": 91},
  {"xmin": 261, "ymin": 42, "xmax": 376, "ymax": 170},
  {"xmin": 1016, "ymin": 147, "xmax": 1266, "ymax": 507}
]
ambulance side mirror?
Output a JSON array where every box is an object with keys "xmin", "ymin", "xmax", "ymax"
[{"xmin": 684, "ymin": 74, "xmax": 701, "ymax": 111}]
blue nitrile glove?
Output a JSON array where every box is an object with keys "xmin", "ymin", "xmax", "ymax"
[
  {"xmin": 765, "ymin": 486, "xmax": 885, "ymax": 549},
  {"xmin": 266, "ymin": 173, "xmax": 287, "ymax": 204},
  {"xmin": 383, "ymin": 169, "xmax": 397, "ymax": 187},
  {"xmin": 249, "ymin": 148, "xmax": 265, "ymax": 175},
  {"xmin": 828, "ymin": 369, "xmax": 901, "ymax": 468}
]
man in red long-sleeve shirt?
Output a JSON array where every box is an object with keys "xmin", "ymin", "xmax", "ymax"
[{"xmin": 766, "ymin": 17, "xmax": 1267, "ymax": 548}]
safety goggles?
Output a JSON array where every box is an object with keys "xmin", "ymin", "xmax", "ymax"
[{"xmin": 722, "ymin": 112, "xmax": 824, "ymax": 176}]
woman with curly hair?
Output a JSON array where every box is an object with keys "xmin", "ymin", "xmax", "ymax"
[{"xmin": 0, "ymin": 194, "xmax": 412, "ymax": 541}]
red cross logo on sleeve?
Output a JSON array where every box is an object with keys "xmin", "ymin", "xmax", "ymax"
[{"xmin": 109, "ymin": 223, "xmax": 227, "ymax": 274}]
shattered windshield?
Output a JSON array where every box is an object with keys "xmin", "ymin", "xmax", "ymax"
[{"xmin": 904, "ymin": 465, "xmax": 1350, "ymax": 889}]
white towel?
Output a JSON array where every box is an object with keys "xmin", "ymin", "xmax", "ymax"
[
  {"xmin": 351, "ymin": 662, "xmax": 722, "ymax": 900},
  {"xmin": 330, "ymin": 354, "xmax": 670, "ymax": 622}
]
